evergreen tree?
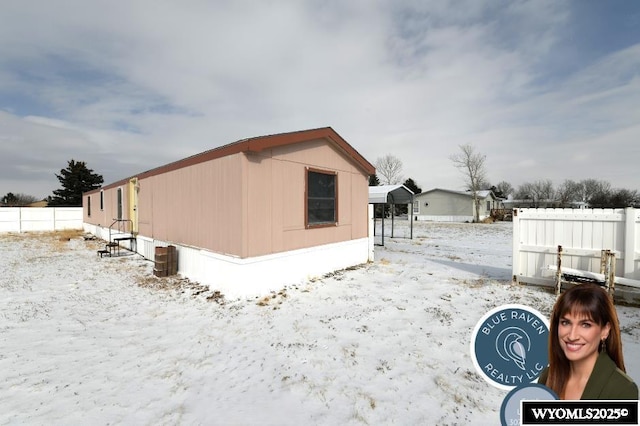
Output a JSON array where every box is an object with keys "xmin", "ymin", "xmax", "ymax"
[
  {"xmin": 49, "ymin": 159, "xmax": 104, "ymax": 206},
  {"xmin": 369, "ymin": 174, "xmax": 380, "ymax": 186},
  {"xmin": 1, "ymin": 192, "xmax": 18, "ymax": 206},
  {"xmin": 403, "ymin": 178, "xmax": 422, "ymax": 195}
]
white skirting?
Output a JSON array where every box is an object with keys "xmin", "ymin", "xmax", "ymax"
[
  {"xmin": 84, "ymin": 223, "xmax": 370, "ymax": 298},
  {"xmin": 178, "ymin": 238, "xmax": 370, "ymax": 298},
  {"xmin": 414, "ymin": 214, "xmax": 490, "ymax": 223}
]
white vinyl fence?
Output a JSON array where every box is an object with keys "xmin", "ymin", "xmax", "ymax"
[
  {"xmin": 0, "ymin": 207, "xmax": 83, "ymax": 233},
  {"xmin": 512, "ymin": 208, "xmax": 640, "ymax": 290}
]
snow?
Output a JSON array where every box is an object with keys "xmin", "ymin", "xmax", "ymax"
[{"xmin": 1, "ymin": 222, "xmax": 638, "ymax": 425}]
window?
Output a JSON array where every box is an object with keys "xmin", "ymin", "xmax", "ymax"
[
  {"xmin": 100, "ymin": 190, "xmax": 104, "ymax": 211},
  {"xmin": 306, "ymin": 168, "xmax": 337, "ymax": 227},
  {"xmin": 413, "ymin": 201, "xmax": 419, "ymax": 214},
  {"xmin": 486, "ymin": 201, "xmax": 491, "ymax": 211},
  {"xmin": 87, "ymin": 196, "xmax": 91, "ymax": 217},
  {"xmin": 117, "ymin": 188, "xmax": 123, "ymax": 220}
]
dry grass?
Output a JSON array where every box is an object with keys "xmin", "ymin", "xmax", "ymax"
[
  {"xmin": 0, "ymin": 229, "xmax": 86, "ymax": 251},
  {"xmin": 50, "ymin": 229, "xmax": 85, "ymax": 251},
  {"xmin": 256, "ymin": 289, "xmax": 288, "ymax": 308},
  {"xmin": 450, "ymin": 277, "xmax": 488, "ymax": 288},
  {"xmin": 0, "ymin": 232, "xmax": 23, "ymax": 242},
  {"xmin": 135, "ymin": 274, "xmax": 226, "ymax": 304},
  {"xmin": 56, "ymin": 229, "xmax": 84, "ymax": 240}
]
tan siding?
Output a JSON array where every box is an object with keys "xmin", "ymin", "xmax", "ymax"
[
  {"xmin": 281, "ymin": 161, "xmax": 305, "ymax": 231},
  {"xmin": 84, "ymin": 186, "xmax": 130, "ymax": 231},
  {"xmin": 350, "ymin": 174, "xmax": 369, "ymax": 238},
  {"xmin": 245, "ymin": 152, "xmax": 273, "ymax": 257},
  {"xmin": 243, "ymin": 140, "xmax": 369, "ymax": 257},
  {"xmin": 270, "ymin": 157, "xmax": 285, "ymax": 253},
  {"xmin": 271, "ymin": 138, "xmax": 362, "ymax": 174},
  {"xmin": 146, "ymin": 154, "xmax": 244, "ymax": 255},
  {"xmin": 137, "ymin": 183, "xmax": 153, "ymax": 237},
  {"xmin": 338, "ymin": 172, "xmax": 352, "ymax": 226},
  {"xmin": 86, "ymin": 136, "xmax": 370, "ymax": 260}
]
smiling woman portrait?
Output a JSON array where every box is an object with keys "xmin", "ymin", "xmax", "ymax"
[{"xmin": 538, "ymin": 283, "xmax": 638, "ymax": 400}]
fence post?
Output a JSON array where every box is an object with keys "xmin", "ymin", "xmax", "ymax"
[
  {"xmin": 624, "ymin": 207, "xmax": 636, "ymax": 278},
  {"xmin": 555, "ymin": 245, "xmax": 563, "ymax": 295},
  {"xmin": 512, "ymin": 209, "xmax": 519, "ymax": 282},
  {"xmin": 609, "ymin": 252, "xmax": 616, "ymax": 296},
  {"xmin": 368, "ymin": 204, "xmax": 374, "ymax": 262}
]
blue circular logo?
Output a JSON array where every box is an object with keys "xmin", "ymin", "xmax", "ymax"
[
  {"xmin": 500, "ymin": 384, "xmax": 558, "ymax": 426},
  {"xmin": 470, "ymin": 304, "xmax": 549, "ymax": 390}
]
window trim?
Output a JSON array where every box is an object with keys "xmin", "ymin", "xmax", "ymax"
[{"xmin": 305, "ymin": 167, "xmax": 338, "ymax": 229}]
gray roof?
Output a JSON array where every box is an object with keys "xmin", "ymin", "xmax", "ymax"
[
  {"xmin": 417, "ymin": 188, "xmax": 496, "ymax": 199},
  {"xmin": 368, "ymin": 185, "xmax": 415, "ymax": 204}
]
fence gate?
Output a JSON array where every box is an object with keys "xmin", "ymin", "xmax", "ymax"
[{"xmin": 512, "ymin": 208, "xmax": 640, "ymax": 301}]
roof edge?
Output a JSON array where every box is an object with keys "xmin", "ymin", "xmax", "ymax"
[{"xmin": 85, "ymin": 127, "xmax": 375, "ymax": 195}]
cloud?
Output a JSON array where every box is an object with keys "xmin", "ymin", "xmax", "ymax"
[{"xmin": 0, "ymin": 0, "xmax": 638, "ymax": 199}]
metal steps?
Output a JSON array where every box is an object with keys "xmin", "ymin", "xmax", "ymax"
[{"xmin": 96, "ymin": 219, "xmax": 137, "ymax": 258}]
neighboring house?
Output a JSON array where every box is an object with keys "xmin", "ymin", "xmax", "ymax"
[
  {"xmin": 82, "ymin": 127, "xmax": 375, "ymax": 297},
  {"xmin": 412, "ymin": 188, "xmax": 501, "ymax": 222}
]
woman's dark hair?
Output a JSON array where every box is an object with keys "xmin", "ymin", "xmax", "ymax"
[{"xmin": 546, "ymin": 283, "xmax": 625, "ymax": 397}]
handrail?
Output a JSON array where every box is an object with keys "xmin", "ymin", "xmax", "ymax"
[{"xmin": 108, "ymin": 219, "xmax": 134, "ymax": 243}]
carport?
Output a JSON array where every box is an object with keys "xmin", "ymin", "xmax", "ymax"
[{"xmin": 368, "ymin": 185, "xmax": 415, "ymax": 246}]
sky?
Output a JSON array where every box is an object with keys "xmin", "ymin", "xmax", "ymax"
[{"xmin": 1, "ymin": 0, "xmax": 639, "ymax": 199}]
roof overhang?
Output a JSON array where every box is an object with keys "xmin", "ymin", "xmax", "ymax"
[
  {"xmin": 85, "ymin": 127, "xmax": 375, "ymax": 195},
  {"xmin": 369, "ymin": 185, "xmax": 415, "ymax": 204}
]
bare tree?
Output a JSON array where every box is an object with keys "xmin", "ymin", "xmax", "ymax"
[
  {"xmin": 609, "ymin": 189, "xmax": 639, "ymax": 207},
  {"xmin": 531, "ymin": 179, "xmax": 555, "ymax": 203},
  {"xmin": 509, "ymin": 177, "xmax": 637, "ymax": 208},
  {"xmin": 375, "ymin": 154, "xmax": 404, "ymax": 185},
  {"xmin": 556, "ymin": 180, "xmax": 583, "ymax": 207},
  {"xmin": 514, "ymin": 180, "xmax": 555, "ymax": 207},
  {"xmin": 494, "ymin": 181, "xmax": 514, "ymax": 198},
  {"xmin": 580, "ymin": 179, "xmax": 611, "ymax": 205},
  {"xmin": 514, "ymin": 182, "xmax": 535, "ymax": 203},
  {"xmin": 450, "ymin": 144, "xmax": 487, "ymax": 222}
]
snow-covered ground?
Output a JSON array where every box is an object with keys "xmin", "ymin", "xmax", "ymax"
[{"xmin": 1, "ymin": 222, "xmax": 638, "ymax": 425}]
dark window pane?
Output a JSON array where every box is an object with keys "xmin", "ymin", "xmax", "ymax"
[
  {"xmin": 308, "ymin": 171, "xmax": 336, "ymax": 225},
  {"xmin": 308, "ymin": 199, "xmax": 335, "ymax": 223},
  {"xmin": 309, "ymin": 172, "xmax": 335, "ymax": 198}
]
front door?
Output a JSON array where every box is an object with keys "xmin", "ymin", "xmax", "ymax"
[{"xmin": 128, "ymin": 178, "xmax": 139, "ymax": 234}]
